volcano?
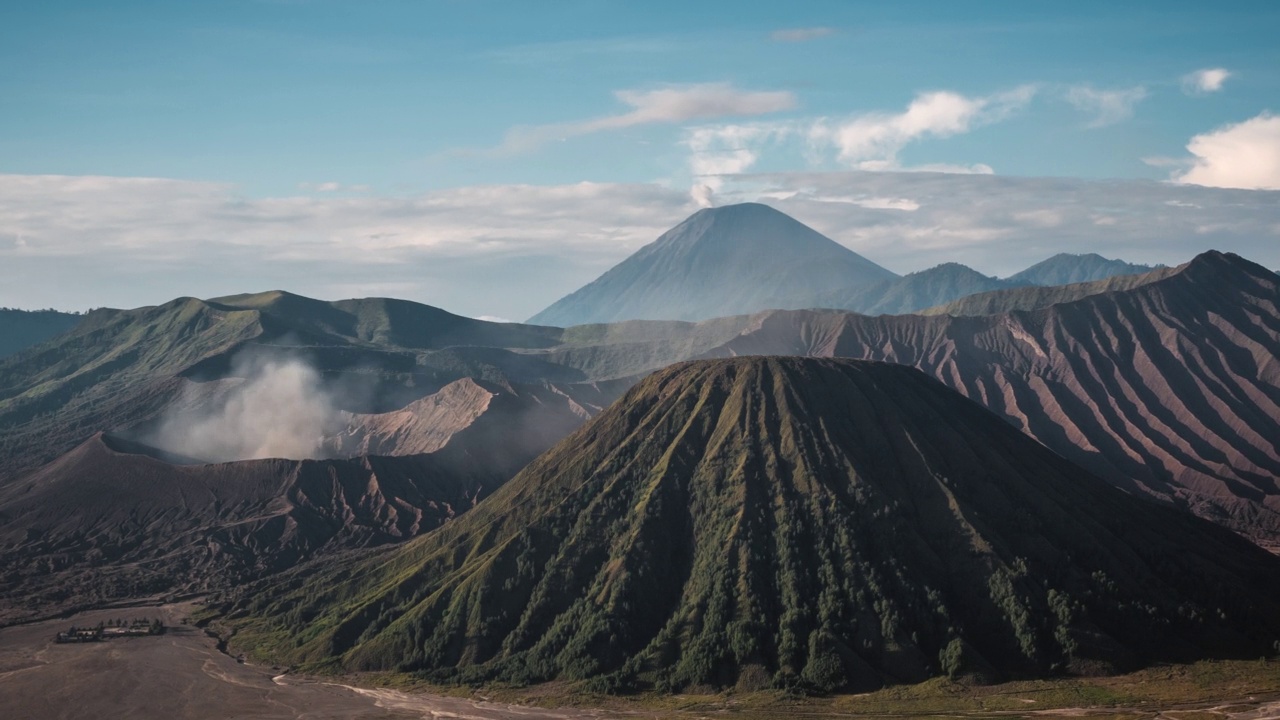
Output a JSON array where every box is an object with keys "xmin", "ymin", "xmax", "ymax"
[{"xmin": 225, "ymin": 357, "xmax": 1280, "ymax": 693}]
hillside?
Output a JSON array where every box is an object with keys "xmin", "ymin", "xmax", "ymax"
[
  {"xmin": 1009, "ymin": 253, "xmax": 1156, "ymax": 286},
  {"xmin": 0, "ymin": 309, "xmax": 82, "ymax": 359},
  {"xmin": 527, "ymin": 203, "xmax": 897, "ymax": 325},
  {"xmin": 222, "ymin": 358, "xmax": 1280, "ymax": 693}
]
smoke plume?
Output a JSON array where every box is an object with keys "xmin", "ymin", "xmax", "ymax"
[{"xmin": 149, "ymin": 353, "xmax": 344, "ymax": 462}]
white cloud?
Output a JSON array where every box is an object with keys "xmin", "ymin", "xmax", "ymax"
[
  {"xmin": 1182, "ymin": 68, "xmax": 1231, "ymax": 95},
  {"xmin": 770, "ymin": 27, "xmax": 835, "ymax": 42},
  {"xmin": 1065, "ymin": 85, "xmax": 1148, "ymax": 127},
  {"xmin": 812, "ymin": 87, "xmax": 1036, "ymax": 169},
  {"xmin": 1172, "ymin": 113, "xmax": 1280, "ymax": 190},
  {"xmin": 684, "ymin": 122, "xmax": 794, "ymax": 206},
  {"xmin": 682, "ymin": 87, "xmax": 1032, "ymax": 204},
  {"xmin": 498, "ymin": 83, "xmax": 796, "ymax": 153}
]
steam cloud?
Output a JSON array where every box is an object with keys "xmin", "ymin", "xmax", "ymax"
[{"xmin": 149, "ymin": 353, "xmax": 344, "ymax": 462}]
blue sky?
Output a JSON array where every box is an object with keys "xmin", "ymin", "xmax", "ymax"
[{"xmin": 2, "ymin": 1, "xmax": 1278, "ymax": 318}]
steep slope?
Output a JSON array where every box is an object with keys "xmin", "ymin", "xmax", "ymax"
[
  {"xmin": 527, "ymin": 203, "xmax": 897, "ymax": 326},
  {"xmin": 540, "ymin": 252, "xmax": 1280, "ymax": 546},
  {"xmin": 0, "ymin": 426, "xmax": 532, "ymax": 625},
  {"xmin": 923, "ymin": 265, "xmax": 1180, "ymax": 316},
  {"xmin": 224, "ymin": 358, "xmax": 1280, "ymax": 693},
  {"xmin": 0, "ymin": 309, "xmax": 82, "ymax": 359},
  {"xmin": 324, "ymin": 377, "xmax": 602, "ymax": 459},
  {"xmin": 815, "ymin": 263, "xmax": 1020, "ymax": 315},
  {"xmin": 1010, "ymin": 253, "xmax": 1156, "ymax": 286}
]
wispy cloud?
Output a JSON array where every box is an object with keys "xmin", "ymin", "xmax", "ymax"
[
  {"xmin": 770, "ymin": 27, "xmax": 835, "ymax": 42},
  {"xmin": 497, "ymin": 83, "xmax": 797, "ymax": 154},
  {"xmin": 684, "ymin": 86, "xmax": 1034, "ymax": 205},
  {"xmin": 1065, "ymin": 84, "xmax": 1148, "ymax": 127},
  {"xmin": 811, "ymin": 86, "xmax": 1036, "ymax": 169},
  {"xmin": 1182, "ymin": 68, "xmax": 1231, "ymax": 95},
  {"xmin": 1172, "ymin": 113, "xmax": 1280, "ymax": 190}
]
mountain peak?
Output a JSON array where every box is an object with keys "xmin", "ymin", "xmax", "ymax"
[{"xmin": 528, "ymin": 205, "xmax": 897, "ymax": 326}]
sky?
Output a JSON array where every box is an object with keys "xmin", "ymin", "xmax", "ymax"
[{"xmin": 2, "ymin": 0, "xmax": 1279, "ymax": 320}]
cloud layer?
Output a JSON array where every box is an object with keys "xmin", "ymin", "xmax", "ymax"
[{"xmin": 3, "ymin": 171, "xmax": 1277, "ymax": 320}]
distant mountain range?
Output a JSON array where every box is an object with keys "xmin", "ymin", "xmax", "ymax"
[
  {"xmin": 221, "ymin": 357, "xmax": 1280, "ymax": 690},
  {"xmin": 1009, "ymin": 252, "xmax": 1159, "ymax": 286},
  {"xmin": 529, "ymin": 203, "xmax": 1156, "ymax": 324},
  {"xmin": 0, "ymin": 308, "xmax": 81, "ymax": 359}
]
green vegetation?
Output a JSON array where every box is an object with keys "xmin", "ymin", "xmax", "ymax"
[{"xmin": 216, "ymin": 357, "xmax": 1280, "ymax": 694}]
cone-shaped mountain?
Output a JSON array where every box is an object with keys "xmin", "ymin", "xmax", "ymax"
[
  {"xmin": 227, "ymin": 356, "xmax": 1280, "ymax": 693},
  {"xmin": 527, "ymin": 203, "xmax": 897, "ymax": 326}
]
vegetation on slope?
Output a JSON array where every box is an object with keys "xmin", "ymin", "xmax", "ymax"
[{"xmin": 222, "ymin": 357, "xmax": 1280, "ymax": 694}]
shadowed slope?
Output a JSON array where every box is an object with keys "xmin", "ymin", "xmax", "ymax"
[
  {"xmin": 224, "ymin": 357, "xmax": 1280, "ymax": 694},
  {"xmin": 0, "ymin": 428, "xmax": 531, "ymax": 624}
]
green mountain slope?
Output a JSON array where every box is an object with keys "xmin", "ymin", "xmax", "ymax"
[{"xmin": 222, "ymin": 357, "xmax": 1280, "ymax": 693}]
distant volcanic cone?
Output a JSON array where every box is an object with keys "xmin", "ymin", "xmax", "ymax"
[{"xmin": 227, "ymin": 357, "xmax": 1280, "ymax": 693}]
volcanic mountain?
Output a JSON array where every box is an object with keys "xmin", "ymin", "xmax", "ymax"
[
  {"xmin": 527, "ymin": 203, "xmax": 897, "ymax": 326},
  {"xmin": 224, "ymin": 357, "xmax": 1280, "ymax": 693},
  {"xmin": 0, "ymin": 423, "xmax": 535, "ymax": 625}
]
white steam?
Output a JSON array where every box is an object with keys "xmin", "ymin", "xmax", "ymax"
[{"xmin": 150, "ymin": 354, "xmax": 343, "ymax": 462}]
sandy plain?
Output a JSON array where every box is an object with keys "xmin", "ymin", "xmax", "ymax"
[{"xmin": 0, "ymin": 603, "xmax": 630, "ymax": 720}]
